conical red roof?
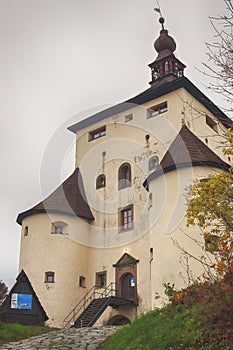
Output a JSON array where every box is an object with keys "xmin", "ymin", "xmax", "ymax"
[
  {"xmin": 146, "ymin": 125, "xmax": 230, "ymax": 184},
  {"xmin": 17, "ymin": 168, "xmax": 94, "ymax": 225}
]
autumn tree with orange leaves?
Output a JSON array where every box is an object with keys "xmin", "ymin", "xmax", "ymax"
[
  {"xmin": 186, "ymin": 0, "xmax": 233, "ymax": 283},
  {"xmin": 186, "ymin": 137, "xmax": 233, "ymax": 283}
]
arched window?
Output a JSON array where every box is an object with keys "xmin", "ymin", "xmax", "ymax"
[
  {"xmin": 118, "ymin": 163, "xmax": 131, "ymax": 190},
  {"xmin": 51, "ymin": 221, "xmax": 68, "ymax": 234},
  {"xmin": 96, "ymin": 174, "xmax": 106, "ymax": 189},
  {"xmin": 149, "ymin": 156, "xmax": 159, "ymax": 171}
]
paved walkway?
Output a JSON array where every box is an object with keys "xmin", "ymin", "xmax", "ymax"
[{"xmin": 0, "ymin": 326, "xmax": 119, "ymax": 350}]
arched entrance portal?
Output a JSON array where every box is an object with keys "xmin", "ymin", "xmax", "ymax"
[
  {"xmin": 113, "ymin": 253, "xmax": 139, "ymax": 303},
  {"xmin": 120, "ymin": 273, "xmax": 135, "ymax": 300}
]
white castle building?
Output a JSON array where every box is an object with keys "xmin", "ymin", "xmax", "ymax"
[{"xmin": 7, "ymin": 16, "xmax": 232, "ymax": 328}]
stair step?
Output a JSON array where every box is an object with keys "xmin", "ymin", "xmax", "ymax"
[{"xmin": 74, "ymin": 297, "xmax": 112, "ymax": 328}]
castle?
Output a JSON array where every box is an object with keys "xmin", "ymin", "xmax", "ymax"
[{"xmin": 2, "ymin": 15, "xmax": 232, "ymax": 328}]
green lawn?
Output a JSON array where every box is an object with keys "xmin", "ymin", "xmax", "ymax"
[
  {"xmin": 98, "ymin": 300, "xmax": 233, "ymax": 350},
  {"xmin": 0, "ymin": 322, "xmax": 57, "ymax": 346}
]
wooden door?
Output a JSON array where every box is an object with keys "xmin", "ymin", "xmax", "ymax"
[{"xmin": 121, "ymin": 273, "xmax": 135, "ymax": 300}]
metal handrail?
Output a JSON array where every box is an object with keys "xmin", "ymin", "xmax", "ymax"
[{"xmin": 63, "ymin": 282, "xmax": 117, "ymax": 328}]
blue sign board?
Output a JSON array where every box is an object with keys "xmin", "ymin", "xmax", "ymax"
[
  {"xmin": 11, "ymin": 293, "xmax": 32, "ymax": 310},
  {"xmin": 131, "ymin": 277, "xmax": 135, "ymax": 287}
]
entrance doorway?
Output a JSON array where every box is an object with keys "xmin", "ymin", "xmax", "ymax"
[
  {"xmin": 113, "ymin": 252, "xmax": 138, "ymax": 303},
  {"xmin": 120, "ymin": 273, "xmax": 135, "ymax": 300}
]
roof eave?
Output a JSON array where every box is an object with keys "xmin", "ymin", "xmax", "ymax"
[
  {"xmin": 68, "ymin": 76, "xmax": 231, "ymax": 134},
  {"xmin": 144, "ymin": 161, "xmax": 230, "ymax": 186},
  {"xmin": 16, "ymin": 208, "xmax": 95, "ymax": 226}
]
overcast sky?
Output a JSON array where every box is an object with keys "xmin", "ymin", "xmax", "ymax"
[{"xmin": 0, "ymin": 0, "xmax": 227, "ymax": 288}]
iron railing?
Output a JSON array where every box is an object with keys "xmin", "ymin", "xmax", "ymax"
[{"xmin": 63, "ymin": 282, "xmax": 117, "ymax": 328}]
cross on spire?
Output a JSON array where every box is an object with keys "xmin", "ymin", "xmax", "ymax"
[{"xmin": 154, "ymin": 2, "xmax": 165, "ymax": 30}]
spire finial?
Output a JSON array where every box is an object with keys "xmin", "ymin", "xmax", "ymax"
[{"xmin": 154, "ymin": 2, "xmax": 165, "ymax": 30}]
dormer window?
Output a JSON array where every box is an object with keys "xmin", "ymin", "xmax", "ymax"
[
  {"xmin": 89, "ymin": 126, "xmax": 106, "ymax": 141},
  {"xmin": 147, "ymin": 102, "xmax": 168, "ymax": 119}
]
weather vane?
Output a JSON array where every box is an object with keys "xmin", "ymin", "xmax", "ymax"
[{"xmin": 154, "ymin": 1, "xmax": 165, "ymax": 30}]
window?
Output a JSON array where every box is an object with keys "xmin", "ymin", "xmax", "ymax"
[
  {"xmin": 118, "ymin": 163, "xmax": 131, "ymax": 190},
  {"xmin": 125, "ymin": 113, "xmax": 133, "ymax": 123},
  {"xmin": 95, "ymin": 271, "xmax": 107, "ymax": 288},
  {"xmin": 24, "ymin": 226, "xmax": 29, "ymax": 236},
  {"xmin": 119, "ymin": 205, "xmax": 133, "ymax": 231},
  {"xmin": 89, "ymin": 126, "xmax": 106, "ymax": 141},
  {"xmin": 149, "ymin": 156, "xmax": 159, "ymax": 170},
  {"xmin": 206, "ymin": 115, "xmax": 218, "ymax": 133},
  {"xmin": 45, "ymin": 271, "xmax": 55, "ymax": 283},
  {"xmin": 79, "ymin": 276, "xmax": 86, "ymax": 288},
  {"xmin": 200, "ymin": 178, "xmax": 209, "ymax": 183},
  {"xmin": 51, "ymin": 221, "xmax": 67, "ymax": 234},
  {"xmin": 205, "ymin": 235, "xmax": 219, "ymax": 253},
  {"xmin": 147, "ymin": 102, "xmax": 168, "ymax": 119},
  {"xmin": 96, "ymin": 174, "xmax": 106, "ymax": 189}
]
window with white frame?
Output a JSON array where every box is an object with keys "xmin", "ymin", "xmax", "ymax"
[
  {"xmin": 147, "ymin": 102, "xmax": 168, "ymax": 119},
  {"xmin": 119, "ymin": 205, "xmax": 133, "ymax": 231},
  {"xmin": 89, "ymin": 126, "xmax": 106, "ymax": 141}
]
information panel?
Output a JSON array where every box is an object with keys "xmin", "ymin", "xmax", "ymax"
[{"xmin": 11, "ymin": 293, "xmax": 32, "ymax": 310}]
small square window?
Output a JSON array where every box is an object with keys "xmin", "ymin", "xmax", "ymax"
[
  {"xmin": 55, "ymin": 226, "xmax": 63, "ymax": 234},
  {"xmin": 147, "ymin": 102, "xmax": 168, "ymax": 119},
  {"xmin": 79, "ymin": 276, "xmax": 86, "ymax": 288},
  {"xmin": 205, "ymin": 235, "xmax": 219, "ymax": 253},
  {"xmin": 45, "ymin": 271, "xmax": 55, "ymax": 283},
  {"xmin": 95, "ymin": 271, "xmax": 107, "ymax": 288},
  {"xmin": 125, "ymin": 113, "xmax": 133, "ymax": 123},
  {"xmin": 24, "ymin": 226, "xmax": 29, "ymax": 236},
  {"xmin": 206, "ymin": 115, "xmax": 218, "ymax": 133},
  {"xmin": 89, "ymin": 126, "xmax": 106, "ymax": 141},
  {"xmin": 200, "ymin": 178, "xmax": 209, "ymax": 183}
]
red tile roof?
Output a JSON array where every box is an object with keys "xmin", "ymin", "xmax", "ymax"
[
  {"xmin": 17, "ymin": 168, "xmax": 94, "ymax": 225},
  {"xmin": 146, "ymin": 125, "xmax": 230, "ymax": 184}
]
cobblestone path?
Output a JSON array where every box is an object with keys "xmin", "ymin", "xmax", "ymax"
[{"xmin": 0, "ymin": 326, "xmax": 118, "ymax": 350}]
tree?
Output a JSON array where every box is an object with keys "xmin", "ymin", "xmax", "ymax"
[
  {"xmin": 202, "ymin": 0, "xmax": 233, "ymax": 115},
  {"xmin": 186, "ymin": 152, "xmax": 233, "ymax": 280},
  {"xmin": 186, "ymin": 0, "xmax": 233, "ymax": 282},
  {"xmin": 0, "ymin": 279, "xmax": 8, "ymax": 306}
]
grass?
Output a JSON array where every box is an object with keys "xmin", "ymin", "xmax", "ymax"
[
  {"xmin": 98, "ymin": 282, "xmax": 233, "ymax": 350},
  {"xmin": 0, "ymin": 322, "xmax": 57, "ymax": 346}
]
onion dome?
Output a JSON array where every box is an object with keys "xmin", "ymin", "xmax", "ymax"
[
  {"xmin": 154, "ymin": 18, "xmax": 176, "ymax": 55},
  {"xmin": 148, "ymin": 16, "xmax": 186, "ymax": 86}
]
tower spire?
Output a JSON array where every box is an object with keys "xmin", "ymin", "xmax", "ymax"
[
  {"xmin": 154, "ymin": 2, "xmax": 164, "ymax": 30},
  {"xmin": 148, "ymin": 6, "xmax": 186, "ymax": 87}
]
